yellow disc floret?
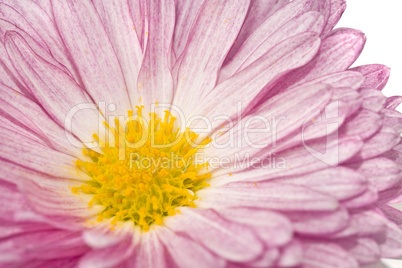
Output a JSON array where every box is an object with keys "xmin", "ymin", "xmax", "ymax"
[{"xmin": 72, "ymin": 106, "xmax": 211, "ymax": 231}]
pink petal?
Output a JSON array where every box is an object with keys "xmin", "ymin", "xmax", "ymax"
[
  {"xmin": 224, "ymin": 0, "xmax": 289, "ymax": 62},
  {"xmin": 217, "ymin": 208, "xmax": 293, "ymax": 247},
  {"xmin": 193, "ymin": 32, "xmax": 321, "ymax": 128},
  {"xmin": 292, "ymin": 70, "xmax": 364, "ymax": 90},
  {"xmin": 157, "ymin": 227, "xmax": 226, "ymax": 268},
  {"xmin": 93, "ymin": 0, "xmax": 144, "ymax": 107},
  {"xmin": 351, "ymin": 64, "xmax": 391, "ymax": 90},
  {"xmin": 197, "ymin": 182, "xmax": 339, "ymax": 211},
  {"xmin": 172, "ymin": 0, "xmax": 250, "ymax": 116},
  {"xmin": 0, "ymin": 84, "xmax": 83, "ymax": 158},
  {"xmin": 133, "ymin": 231, "xmax": 167, "ymax": 268},
  {"xmin": 52, "ymin": 0, "xmax": 131, "ymax": 116},
  {"xmin": 340, "ymin": 109, "xmax": 382, "ymax": 140},
  {"xmin": 339, "ymin": 238, "xmax": 380, "ymax": 265},
  {"xmin": 271, "ymin": 27, "xmax": 366, "ymax": 91},
  {"xmin": 342, "ymin": 186, "xmax": 378, "ymax": 209},
  {"xmin": 321, "ymin": 0, "xmax": 346, "ymax": 37},
  {"xmin": 300, "ymin": 241, "xmax": 359, "ymax": 268},
  {"xmin": 5, "ymin": 31, "xmax": 104, "ymax": 148},
  {"xmin": 277, "ymin": 239, "xmax": 303, "ymax": 267},
  {"xmin": 137, "ymin": 0, "xmax": 175, "ymax": 107},
  {"xmin": 78, "ymin": 238, "xmax": 135, "ymax": 268},
  {"xmin": 173, "ymin": 0, "xmax": 204, "ymax": 58},
  {"xmin": 360, "ymin": 89, "xmax": 387, "ymax": 112},
  {"xmin": 276, "ymin": 167, "xmax": 367, "ymax": 200},
  {"xmin": 222, "ymin": 10, "xmax": 324, "ymax": 80},
  {"xmin": 385, "ymin": 96, "xmax": 402, "ymax": 110},
  {"xmin": 378, "ymin": 219, "xmax": 402, "ymax": 258},
  {"xmin": 283, "ymin": 207, "xmax": 349, "ymax": 235},
  {"xmin": 164, "ymin": 208, "xmax": 263, "ymax": 262}
]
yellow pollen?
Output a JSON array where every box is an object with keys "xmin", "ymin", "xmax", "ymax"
[{"xmin": 72, "ymin": 107, "xmax": 211, "ymax": 231}]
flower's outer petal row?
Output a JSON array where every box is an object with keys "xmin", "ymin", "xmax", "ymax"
[
  {"xmin": 93, "ymin": 0, "xmax": 144, "ymax": 108},
  {"xmin": 0, "ymin": 121, "xmax": 88, "ymax": 181},
  {"xmin": 78, "ymin": 237, "xmax": 136, "ymax": 268},
  {"xmin": 205, "ymin": 83, "xmax": 332, "ymax": 164},
  {"xmin": 172, "ymin": 0, "xmax": 250, "ymax": 117},
  {"xmin": 217, "ymin": 207, "xmax": 293, "ymax": 247},
  {"xmin": 52, "ymin": 0, "xmax": 131, "ymax": 116},
  {"xmin": 351, "ymin": 64, "xmax": 391, "ymax": 91},
  {"xmin": 321, "ymin": 0, "xmax": 346, "ymax": 37},
  {"xmin": 173, "ymin": 0, "xmax": 204, "ymax": 59},
  {"xmin": 197, "ymin": 182, "xmax": 339, "ymax": 211},
  {"xmin": 164, "ymin": 207, "xmax": 263, "ymax": 263},
  {"xmin": 132, "ymin": 231, "xmax": 168, "ymax": 268},
  {"xmin": 192, "ymin": 32, "xmax": 321, "ymax": 129},
  {"xmin": 157, "ymin": 227, "xmax": 226, "ymax": 268},
  {"xmin": 221, "ymin": 0, "xmax": 328, "ymax": 81},
  {"xmin": 385, "ymin": 97, "xmax": 402, "ymax": 110},
  {"xmin": 0, "ymin": 84, "xmax": 84, "ymax": 159},
  {"xmin": 268, "ymin": 28, "xmax": 366, "ymax": 96},
  {"xmin": 300, "ymin": 241, "xmax": 359, "ymax": 268},
  {"xmin": 224, "ymin": 0, "xmax": 289, "ymax": 62},
  {"xmin": 4, "ymin": 31, "xmax": 106, "ymax": 150},
  {"xmin": 0, "ymin": 0, "xmax": 82, "ymax": 83},
  {"xmin": 137, "ymin": 0, "xmax": 175, "ymax": 108}
]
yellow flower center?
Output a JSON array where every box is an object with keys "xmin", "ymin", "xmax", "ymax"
[{"xmin": 72, "ymin": 106, "xmax": 211, "ymax": 231}]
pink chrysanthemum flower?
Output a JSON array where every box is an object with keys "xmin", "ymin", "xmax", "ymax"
[{"xmin": 1, "ymin": 0, "xmax": 402, "ymax": 267}]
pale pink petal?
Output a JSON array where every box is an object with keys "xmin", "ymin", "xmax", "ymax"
[
  {"xmin": 221, "ymin": 9, "xmax": 325, "ymax": 80},
  {"xmin": 172, "ymin": 0, "xmax": 250, "ymax": 116},
  {"xmin": 339, "ymin": 238, "xmax": 381, "ymax": 265},
  {"xmin": 93, "ymin": 0, "xmax": 144, "ymax": 107},
  {"xmin": 340, "ymin": 109, "xmax": 382, "ymax": 140},
  {"xmin": 283, "ymin": 207, "xmax": 349, "ymax": 235},
  {"xmin": 157, "ymin": 227, "xmax": 226, "ymax": 268},
  {"xmin": 217, "ymin": 208, "xmax": 293, "ymax": 247},
  {"xmin": 52, "ymin": 0, "xmax": 130, "ymax": 116},
  {"xmin": 137, "ymin": 0, "xmax": 175, "ymax": 107},
  {"xmin": 290, "ymin": 70, "xmax": 364, "ymax": 90},
  {"xmin": 78, "ymin": 238, "xmax": 135, "ymax": 268},
  {"xmin": 300, "ymin": 241, "xmax": 359, "ymax": 268},
  {"xmin": 270, "ymin": 28, "xmax": 366, "ymax": 92},
  {"xmin": 321, "ymin": 0, "xmax": 346, "ymax": 37},
  {"xmin": 360, "ymin": 89, "xmax": 387, "ymax": 112},
  {"xmin": 377, "ymin": 219, "xmax": 402, "ymax": 258},
  {"xmin": 5, "ymin": 31, "xmax": 104, "ymax": 148},
  {"xmin": 164, "ymin": 208, "xmax": 263, "ymax": 262},
  {"xmin": 173, "ymin": 0, "xmax": 204, "ymax": 58},
  {"xmin": 277, "ymin": 240, "xmax": 303, "ymax": 267},
  {"xmin": 385, "ymin": 96, "xmax": 402, "ymax": 110},
  {"xmin": 197, "ymin": 183, "xmax": 339, "ymax": 211},
  {"xmin": 342, "ymin": 186, "xmax": 379, "ymax": 209},
  {"xmin": 193, "ymin": 32, "xmax": 321, "ymax": 128},
  {"xmin": 245, "ymin": 248, "xmax": 279, "ymax": 268},
  {"xmin": 351, "ymin": 64, "xmax": 391, "ymax": 90},
  {"xmin": 133, "ymin": 231, "xmax": 167, "ymax": 268},
  {"xmin": 224, "ymin": 0, "xmax": 289, "ymax": 62}
]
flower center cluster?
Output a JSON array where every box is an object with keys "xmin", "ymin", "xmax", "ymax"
[{"xmin": 72, "ymin": 107, "xmax": 211, "ymax": 231}]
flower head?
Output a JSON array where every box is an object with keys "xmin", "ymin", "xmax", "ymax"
[{"xmin": 1, "ymin": 0, "xmax": 402, "ymax": 267}]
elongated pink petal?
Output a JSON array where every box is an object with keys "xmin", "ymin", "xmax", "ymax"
[
  {"xmin": 173, "ymin": 0, "xmax": 204, "ymax": 58},
  {"xmin": 339, "ymin": 238, "xmax": 380, "ymax": 265},
  {"xmin": 78, "ymin": 238, "xmax": 135, "ymax": 268},
  {"xmin": 164, "ymin": 208, "xmax": 263, "ymax": 262},
  {"xmin": 221, "ymin": 10, "xmax": 324, "ymax": 80},
  {"xmin": 172, "ymin": 0, "xmax": 250, "ymax": 116},
  {"xmin": 93, "ymin": 0, "xmax": 144, "ymax": 108},
  {"xmin": 198, "ymin": 182, "xmax": 339, "ymax": 211},
  {"xmin": 321, "ymin": 0, "xmax": 346, "ymax": 37},
  {"xmin": 193, "ymin": 32, "xmax": 321, "ymax": 128},
  {"xmin": 217, "ymin": 208, "xmax": 293, "ymax": 247},
  {"xmin": 340, "ymin": 109, "xmax": 382, "ymax": 140},
  {"xmin": 301, "ymin": 241, "xmax": 359, "ymax": 268},
  {"xmin": 360, "ymin": 89, "xmax": 387, "ymax": 112},
  {"xmin": 133, "ymin": 231, "xmax": 167, "ymax": 268},
  {"xmin": 137, "ymin": 0, "xmax": 175, "ymax": 107},
  {"xmin": 271, "ymin": 27, "xmax": 366, "ymax": 92},
  {"xmin": 225, "ymin": 0, "xmax": 289, "ymax": 62},
  {"xmin": 351, "ymin": 64, "xmax": 391, "ymax": 90},
  {"xmin": 277, "ymin": 240, "xmax": 303, "ymax": 267},
  {"xmin": 52, "ymin": 0, "xmax": 130, "ymax": 116},
  {"xmin": 5, "ymin": 31, "xmax": 104, "ymax": 148},
  {"xmin": 157, "ymin": 227, "xmax": 226, "ymax": 268}
]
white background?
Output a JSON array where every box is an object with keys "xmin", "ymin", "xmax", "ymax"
[{"xmin": 337, "ymin": 1, "xmax": 402, "ymax": 267}]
